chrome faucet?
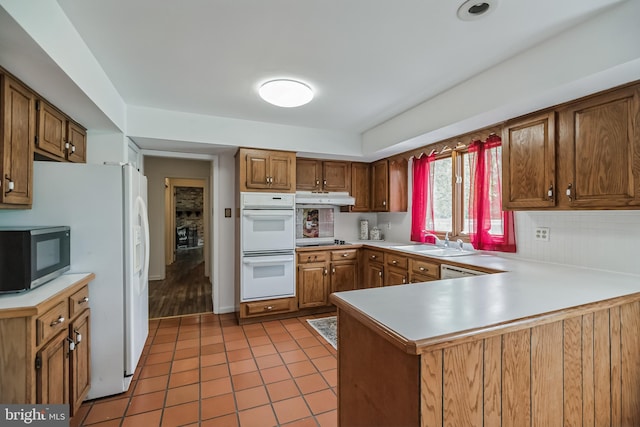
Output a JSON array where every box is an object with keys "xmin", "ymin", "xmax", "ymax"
[
  {"xmin": 421, "ymin": 230, "xmax": 442, "ymax": 246},
  {"xmin": 456, "ymin": 239, "xmax": 464, "ymax": 251},
  {"xmin": 444, "ymin": 232, "xmax": 450, "ymax": 248}
]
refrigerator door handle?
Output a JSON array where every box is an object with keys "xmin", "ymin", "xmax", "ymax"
[{"xmin": 136, "ymin": 195, "xmax": 151, "ymax": 286}]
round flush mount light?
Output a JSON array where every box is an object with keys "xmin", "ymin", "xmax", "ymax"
[
  {"xmin": 457, "ymin": 0, "xmax": 497, "ymax": 21},
  {"xmin": 258, "ymin": 79, "xmax": 314, "ymax": 108}
]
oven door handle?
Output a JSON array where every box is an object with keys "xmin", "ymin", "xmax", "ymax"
[
  {"xmin": 243, "ymin": 211, "xmax": 294, "ymax": 219},
  {"xmin": 243, "ymin": 256, "xmax": 294, "ymax": 265}
]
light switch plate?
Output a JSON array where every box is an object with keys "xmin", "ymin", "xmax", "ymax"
[{"xmin": 535, "ymin": 227, "xmax": 550, "ymax": 241}]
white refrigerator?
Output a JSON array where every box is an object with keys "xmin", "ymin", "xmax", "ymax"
[{"xmin": 0, "ymin": 161, "xmax": 150, "ymax": 399}]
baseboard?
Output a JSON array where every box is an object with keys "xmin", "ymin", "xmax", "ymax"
[
  {"xmin": 148, "ymin": 275, "xmax": 164, "ymax": 281},
  {"xmin": 215, "ymin": 305, "xmax": 236, "ymax": 314}
]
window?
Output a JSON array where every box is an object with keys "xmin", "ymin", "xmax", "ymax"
[{"xmin": 411, "ymin": 135, "xmax": 516, "ymax": 252}]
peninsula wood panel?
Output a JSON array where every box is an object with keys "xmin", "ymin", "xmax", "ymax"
[{"xmin": 416, "ymin": 300, "xmax": 640, "ymax": 427}]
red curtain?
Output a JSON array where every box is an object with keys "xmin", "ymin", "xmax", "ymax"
[
  {"xmin": 467, "ymin": 135, "xmax": 516, "ymax": 252},
  {"xmin": 411, "ymin": 154, "xmax": 437, "ymax": 243}
]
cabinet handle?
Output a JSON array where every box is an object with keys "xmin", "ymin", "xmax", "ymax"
[
  {"xmin": 378, "ymin": 271, "xmax": 382, "ymax": 277},
  {"xmin": 270, "ymin": 177, "xmax": 274, "ymax": 183},
  {"xmin": 402, "ymin": 277, "xmax": 406, "ymax": 284},
  {"xmin": 79, "ymin": 296, "xmax": 89, "ymax": 304},
  {"xmin": 4, "ymin": 175, "xmax": 14, "ymax": 194},
  {"xmin": 323, "ymin": 179, "xmax": 327, "ymax": 186},
  {"xmin": 332, "ymin": 268, "xmax": 336, "ymax": 274},
  {"xmin": 65, "ymin": 142, "xmax": 70, "ymax": 150},
  {"xmin": 316, "ymin": 180, "xmax": 320, "ymax": 185},
  {"xmin": 324, "ymin": 268, "xmax": 328, "ymax": 276},
  {"xmin": 67, "ymin": 337, "xmax": 76, "ymax": 352},
  {"xmin": 71, "ymin": 144, "xmax": 76, "ymax": 153},
  {"xmin": 74, "ymin": 329, "xmax": 83, "ymax": 344},
  {"xmin": 370, "ymin": 255, "xmax": 377, "ymax": 260},
  {"xmin": 382, "ymin": 200, "xmax": 386, "ymax": 206},
  {"xmin": 548, "ymin": 184, "xmax": 554, "ymax": 200},
  {"xmin": 392, "ymin": 260, "xmax": 397, "ymax": 265},
  {"xmin": 566, "ymin": 183, "xmax": 573, "ymax": 201},
  {"xmin": 342, "ymin": 253, "xmax": 349, "ymax": 257},
  {"xmin": 50, "ymin": 316, "xmax": 65, "ymax": 327},
  {"xmin": 264, "ymin": 306, "xmax": 274, "ymax": 311},
  {"xmin": 419, "ymin": 267, "xmax": 425, "ymax": 271}
]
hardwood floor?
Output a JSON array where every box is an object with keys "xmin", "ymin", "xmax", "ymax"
[{"xmin": 149, "ymin": 248, "xmax": 213, "ymax": 319}]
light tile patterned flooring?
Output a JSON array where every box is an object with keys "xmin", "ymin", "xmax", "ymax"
[{"xmin": 72, "ymin": 312, "xmax": 338, "ymax": 427}]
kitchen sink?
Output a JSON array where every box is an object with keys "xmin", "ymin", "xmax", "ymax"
[{"xmin": 391, "ymin": 244, "xmax": 475, "ymax": 257}]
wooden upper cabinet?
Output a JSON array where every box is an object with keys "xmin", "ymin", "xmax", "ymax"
[
  {"xmin": 371, "ymin": 158, "xmax": 408, "ymax": 212},
  {"xmin": 35, "ymin": 100, "xmax": 87, "ymax": 163},
  {"xmin": 66, "ymin": 121, "xmax": 87, "ymax": 163},
  {"xmin": 296, "ymin": 158, "xmax": 351, "ymax": 192},
  {"xmin": 1, "ymin": 73, "xmax": 35, "ymax": 206},
  {"xmin": 36, "ymin": 100, "xmax": 66, "ymax": 159},
  {"xmin": 558, "ymin": 85, "xmax": 640, "ymax": 208},
  {"xmin": 296, "ymin": 158, "xmax": 322, "ymax": 191},
  {"xmin": 323, "ymin": 161, "xmax": 350, "ymax": 192},
  {"xmin": 347, "ymin": 162, "xmax": 370, "ymax": 212},
  {"xmin": 502, "ymin": 111, "xmax": 557, "ymax": 209},
  {"xmin": 240, "ymin": 148, "xmax": 296, "ymax": 192}
]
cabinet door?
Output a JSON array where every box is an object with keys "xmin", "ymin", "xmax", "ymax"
[
  {"xmin": 1, "ymin": 74, "xmax": 34, "ymax": 205},
  {"xmin": 388, "ymin": 158, "xmax": 408, "ymax": 212},
  {"xmin": 36, "ymin": 100, "xmax": 66, "ymax": 159},
  {"xmin": 323, "ymin": 161, "xmax": 350, "ymax": 192},
  {"xmin": 502, "ymin": 112, "xmax": 556, "ymax": 209},
  {"xmin": 385, "ymin": 266, "xmax": 407, "ymax": 286},
  {"xmin": 364, "ymin": 262, "xmax": 384, "ymax": 289},
  {"xmin": 298, "ymin": 264, "xmax": 328, "ymax": 308},
  {"xmin": 70, "ymin": 309, "xmax": 90, "ymax": 416},
  {"xmin": 296, "ymin": 158, "xmax": 321, "ymax": 191},
  {"xmin": 350, "ymin": 162, "xmax": 370, "ymax": 212},
  {"xmin": 269, "ymin": 153, "xmax": 294, "ymax": 191},
  {"xmin": 371, "ymin": 160, "xmax": 389, "ymax": 211},
  {"xmin": 36, "ymin": 329, "xmax": 69, "ymax": 405},
  {"xmin": 330, "ymin": 261, "xmax": 358, "ymax": 294},
  {"xmin": 245, "ymin": 151, "xmax": 271, "ymax": 189},
  {"xmin": 66, "ymin": 121, "xmax": 86, "ymax": 163},
  {"xmin": 559, "ymin": 85, "xmax": 640, "ymax": 208},
  {"xmin": 409, "ymin": 272, "xmax": 437, "ymax": 284}
]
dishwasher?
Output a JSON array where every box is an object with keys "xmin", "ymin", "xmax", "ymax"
[{"xmin": 440, "ymin": 264, "xmax": 486, "ymax": 279}]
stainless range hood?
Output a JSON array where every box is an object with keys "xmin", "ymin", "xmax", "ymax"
[{"xmin": 295, "ymin": 191, "xmax": 355, "ymax": 206}]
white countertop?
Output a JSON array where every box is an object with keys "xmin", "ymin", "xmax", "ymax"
[
  {"xmin": 332, "ymin": 242, "xmax": 640, "ymax": 344},
  {"xmin": 0, "ymin": 273, "xmax": 94, "ymax": 312}
]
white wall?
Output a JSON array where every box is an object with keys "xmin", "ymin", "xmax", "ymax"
[
  {"xmin": 334, "ymin": 211, "xmax": 378, "ymax": 242},
  {"xmin": 213, "ymin": 151, "xmax": 237, "ymax": 314},
  {"xmin": 86, "ymin": 131, "xmax": 128, "ymax": 165}
]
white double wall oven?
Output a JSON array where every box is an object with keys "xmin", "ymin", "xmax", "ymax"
[{"xmin": 240, "ymin": 193, "xmax": 296, "ymax": 301}]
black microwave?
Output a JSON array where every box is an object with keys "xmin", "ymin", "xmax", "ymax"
[{"xmin": 0, "ymin": 226, "xmax": 71, "ymax": 293}]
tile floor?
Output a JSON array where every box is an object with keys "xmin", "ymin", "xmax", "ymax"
[{"xmin": 72, "ymin": 312, "xmax": 338, "ymax": 427}]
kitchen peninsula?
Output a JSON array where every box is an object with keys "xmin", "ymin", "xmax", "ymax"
[{"xmin": 330, "ymin": 254, "xmax": 640, "ymax": 426}]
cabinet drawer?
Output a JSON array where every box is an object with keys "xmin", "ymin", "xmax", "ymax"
[
  {"xmin": 298, "ymin": 251, "xmax": 328, "ymax": 264},
  {"xmin": 364, "ymin": 249, "xmax": 384, "ymax": 263},
  {"xmin": 69, "ymin": 285, "xmax": 90, "ymax": 319},
  {"xmin": 384, "ymin": 252, "xmax": 408, "ymax": 269},
  {"xmin": 242, "ymin": 298, "xmax": 297, "ymax": 317},
  {"xmin": 37, "ymin": 301, "xmax": 68, "ymax": 346},
  {"xmin": 331, "ymin": 249, "xmax": 357, "ymax": 261},
  {"xmin": 409, "ymin": 273, "xmax": 438, "ymax": 284},
  {"xmin": 410, "ymin": 259, "xmax": 440, "ymax": 278}
]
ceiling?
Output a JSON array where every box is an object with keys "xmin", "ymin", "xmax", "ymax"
[{"xmin": 54, "ymin": 0, "xmax": 625, "ymax": 139}]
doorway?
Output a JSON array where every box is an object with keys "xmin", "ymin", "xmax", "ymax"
[{"xmin": 148, "ymin": 177, "xmax": 213, "ymax": 318}]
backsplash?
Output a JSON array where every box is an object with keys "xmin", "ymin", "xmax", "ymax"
[{"xmin": 509, "ymin": 210, "xmax": 640, "ymax": 274}]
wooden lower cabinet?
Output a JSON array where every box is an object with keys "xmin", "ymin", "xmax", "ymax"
[
  {"xmin": 337, "ymin": 298, "xmax": 640, "ymax": 426},
  {"xmin": 36, "ymin": 329, "xmax": 69, "ymax": 406},
  {"xmin": 0, "ymin": 274, "xmax": 93, "ymax": 417},
  {"xmin": 385, "ymin": 266, "xmax": 407, "ymax": 286},
  {"xmin": 363, "ymin": 249, "xmax": 384, "ymax": 289},
  {"xmin": 298, "ymin": 263, "xmax": 329, "ymax": 308},
  {"xmin": 239, "ymin": 297, "xmax": 297, "ymax": 319}
]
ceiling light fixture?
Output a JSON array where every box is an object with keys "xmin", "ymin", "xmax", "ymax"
[
  {"xmin": 457, "ymin": 0, "xmax": 497, "ymax": 21},
  {"xmin": 259, "ymin": 79, "xmax": 314, "ymax": 108}
]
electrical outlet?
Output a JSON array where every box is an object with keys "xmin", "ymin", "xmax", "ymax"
[{"xmin": 534, "ymin": 227, "xmax": 550, "ymax": 241}]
